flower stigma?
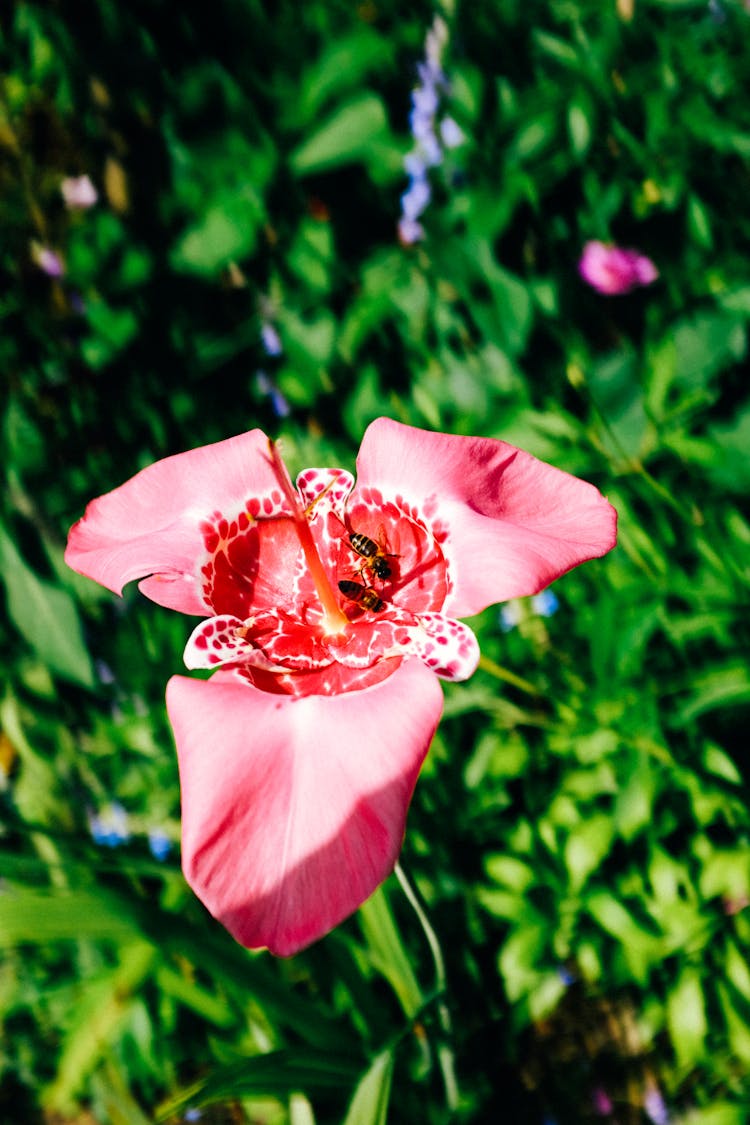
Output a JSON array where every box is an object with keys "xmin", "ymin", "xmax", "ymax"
[{"xmin": 266, "ymin": 439, "xmax": 350, "ymax": 637}]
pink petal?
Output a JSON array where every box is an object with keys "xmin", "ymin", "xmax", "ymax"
[
  {"xmin": 65, "ymin": 431, "xmax": 290, "ymax": 614},
  {"xmin": 167, "ymin": 659, "xmax": 443, "ymax": 955},
  {"xmin": 354, "ymin": 419, "xmax": 617, "ymax": 617}
]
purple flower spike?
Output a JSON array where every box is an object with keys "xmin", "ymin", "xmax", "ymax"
[
  {"xmin": 579, "ymin": 240, "xmax": 658, "ymax": 295},
  {"xmin": 401, "ymin": 179, "xmax": 431, "ymax": 222}
]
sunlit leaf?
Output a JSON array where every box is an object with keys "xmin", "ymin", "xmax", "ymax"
[
  {"xmin": 0, "ymin": 524, "xmax": 94, "ymax": 687},
  {"xmin": 342, "ymin": 1050, "xmax": 394, "ymax": 1125},
  {"xmin": 667, "ymin": 969, "xmax": 707, "ymax": 1068},
  {"xmin": 290, "ymin": 93, "xmax": 388, "ymax": 174}
]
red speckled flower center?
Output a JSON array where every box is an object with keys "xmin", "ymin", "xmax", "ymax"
[{"xmin": 195, "ymin": 488, "xmax": 450, "ymax": 696}]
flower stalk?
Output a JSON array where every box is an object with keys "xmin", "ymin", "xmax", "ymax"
[{"xmin": 394, "ymin": 861, "xmax": 459, "ymax": 1111}]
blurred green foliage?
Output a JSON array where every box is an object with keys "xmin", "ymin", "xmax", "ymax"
[{"xmin": 2, "ymin": 0, "xmax": 750, "ymax": 1122}]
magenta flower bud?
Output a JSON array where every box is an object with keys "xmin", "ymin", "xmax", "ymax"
[
  {"xmin": 578, "ymin": 240, "xmax": 658, "ymax": 295},
  {"xmin": 592, "ymin": 1087, "xmax": 614, "ymax": 1115}
]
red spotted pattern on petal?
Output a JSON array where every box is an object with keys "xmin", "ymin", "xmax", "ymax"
[
  {"xmin": 391, "ymin": 611, "xmax": 480, "ymax": 681},
  {"xmin": 345, "ymin": 490, "xmax": 448, "ymax": 612},
  {"xmin": 249, "ymin": 607, "xmax": 335, "ymax": 672},
  {"xmin": 200, "ymin": 510, "xmax": 303, "ymax": 618},
  {"xmin": 296, "ymin": 467, "xmax": 354, "ymax": 520},
  {"xmin": 190, "ymin": 473, "xmax": 459, "ymax": 695},
  {"xmin": 328, "ymin": 605, "xmax": 419, "ymax": 670},
  {"xmin": 184, "ymin": 615, "xmax": 285, "ymax": 672}
]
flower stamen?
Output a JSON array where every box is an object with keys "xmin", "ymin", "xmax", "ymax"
[{"xmin": 267, "ymin": 440, "xmax": 349, "ymax": 635}]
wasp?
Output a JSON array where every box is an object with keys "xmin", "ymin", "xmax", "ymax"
[
  {"xmin": 338, "ymin": 580, "xmax": 385, "ymax": 613},
  {"xmin": 348, "ymin": 529, "xmax": 398, "ymax": 581}
]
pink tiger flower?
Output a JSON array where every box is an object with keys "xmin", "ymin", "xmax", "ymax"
[{"xmin": 66, "ymin": 419, "xmax": 616, "ymax": 955}]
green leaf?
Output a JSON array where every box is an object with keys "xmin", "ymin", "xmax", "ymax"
[
  {"xmin": 508, "ymin": 112, "xmax": 557, "ymax": 161},
  {"xmin": 288, "ymin": 218, "xmax": 334, "ymax": 294},
  {"xmin": 0, "ymin": 524, "xmax": 95, "ymax": 688},
  {"xmin": 171, "ymin": 187, "xmax": 264, "ymax": 274},
  {"xmin": 698, "ymin": 848, "xmax": 750, "ymax": 904},
  {"xmin": 564, "ymin": 814, "xmax": 614, "ymax": 893},
  {"xmin": 717, "ymin": 981, "xmax": 750, "ymax": 1064},
  {"xmin": 615, "ymin": 761, "xmax": 655, "ymax": 841},
  {"xmin": 568, "ymin": 98, "xmax": 593, "ymax": 157},
  {"xmin": 82, "ymin": 300, "xmax": 139, "ymax": 367},
  {"xmin": 678, "ymin": 1107, "xmax": 746, "ymax": 1125},
  {"xmin": 44, "ymin": 942, "xmax": 156, "ymax": 1110},
  {"xmin": 0, "ymin": 887, "xmax": 143, "ymax": 946},
  {"xmin": 484, "ymin": 855, "xmax": 535, "ymax": 894},
  {"xmin": 156, "ymin": 1050, "xmax": 362, "ymax": 1122},
  {"xmin": 703, "ymin": 743, "xmax": 742, "ymax": 785},
  {"xmin": 498, "ymin": 922, "xmax": 547, "ymax": 1003},
  {"xmin": 295, "ymin": 29, "xmax": 392, "ymax": 124},
  {"xmin": 343, "ymin": 1050, "xmax": 394, "ymax": 1125},
  {"xmin": 290, "ymin": 93, "xmax": 388, "ymax": 175},
  {"xmin": 585, "ymin": 893, "xmax": 663, "ymax": 982},
  {"xmin": 666, "ymin": 969, "xmax": 707, "ymax": 1068},
  {"xmin": 672, "ymin": 311, "xmax": 746, "ymax": 390},
  {"xmin": 357, "ymin": 885, "xmax": 423, "ymax": 1020},
  {"xmin": 676, "ymin": 663, "xmax": 750, "ymax": 723},
  {"xmin": 725, "ymin": 941, "xmax": 750, "ymax": 1003}
]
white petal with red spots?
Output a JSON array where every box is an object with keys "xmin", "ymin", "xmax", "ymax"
[
  {"xmin": 386, "ymin": 611, "xmax": 480, "ymax": 681},
  {"xmin": 184, "ymin": 615, "xmax": 284, "ymax": 672},
  {"xmin": 296, "ymin": 467, "xmax": 353, "ymax": 521}
]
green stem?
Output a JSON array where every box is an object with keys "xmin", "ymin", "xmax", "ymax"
[
  {"xmin": 478, "ymin": 654, "xmax": 540, "ymax": 696},
  {"xmin": 394, "ymin": 861, "xmax": 459, "ymax": 1112}
]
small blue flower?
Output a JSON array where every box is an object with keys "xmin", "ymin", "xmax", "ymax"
[
  {"xmin": 148, "ymin": 829, "xmax": 172, "ymax": 862},
  {"xmin": 261, "ymin": 322, "xmax": 283, "ymax": 357},
  {"xmin": 557, "ymin": 964, "xmax": 576, "ymax": 986},
  {"xmin": 499, "ymin": 602, "xmax": 523, "ymax": 632},
  {"xmin": 95, "ymin": 659, "xmax": 116, "ymax": 685},
  {"xmin": 88, "ymin": 802, "xmax": 130, "ymax": 848},
  {"xmin": 256, "ymin": 371, "xmax": 291, "ymax": 419},
  {"xmin": 531, "ymin": 589, "xmax": 559, "ymax": 618}
]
